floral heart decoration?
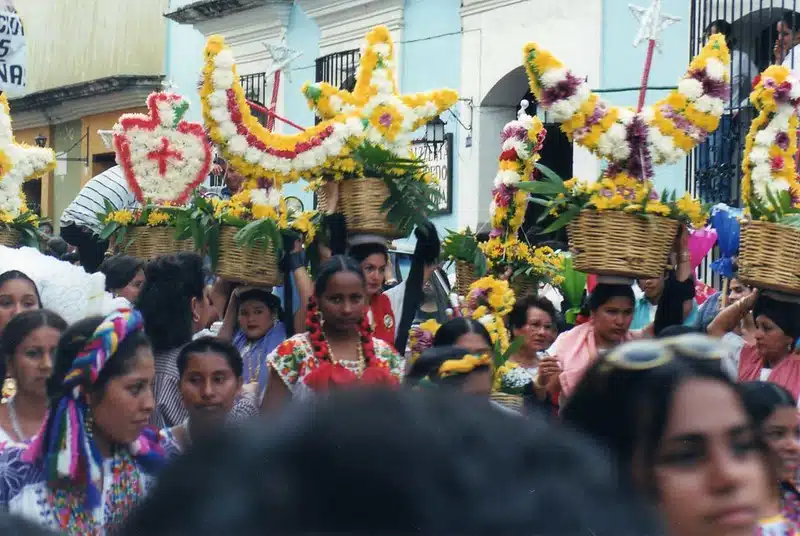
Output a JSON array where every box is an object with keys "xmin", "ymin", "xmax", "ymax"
[{"xmin": 113, "ymin": 92, "xmax": 212, "ymax": 205}]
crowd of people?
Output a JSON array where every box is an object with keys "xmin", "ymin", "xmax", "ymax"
[{"xmin": 0, "ymin": 211, "xmax": 797, "ymax": 535}]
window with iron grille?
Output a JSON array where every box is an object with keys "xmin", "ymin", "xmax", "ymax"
[
  {"xmin": 687, "ymin": 0, "xmax": 799, "ymax": 285},
  {"xmin": 240, "ymin": 72, "xmax": 269, "ymax": 127},
  {"xmin": 314, "ymin": 49, "xmax": 360, "ymax": 123}
]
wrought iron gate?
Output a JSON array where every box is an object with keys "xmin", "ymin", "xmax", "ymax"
[{"xmin": 688, "ymin": 0, "xmax": 799, "ymax": 286}]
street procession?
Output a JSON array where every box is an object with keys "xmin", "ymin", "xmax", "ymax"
[{"xmin": 2, "ymin": 0, "xmax": 800, "ymax": 534}]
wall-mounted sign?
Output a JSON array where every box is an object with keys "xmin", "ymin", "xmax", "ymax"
[
  {"xmin": 0, "ymin": 1, "xmax": 24, "ymax": 95},
  {"xmin": 411, "ymin": 132, "xmax": 453, "ymax": 215}
]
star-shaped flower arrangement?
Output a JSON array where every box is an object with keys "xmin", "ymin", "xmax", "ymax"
[
  {"xmin": 0, "ymin": 94, "xmax": 56, "ymax": 224},
  {"xmin": 201, "ymin": 26, "xmax": 458, "ymax": 187},
  {"xmin": 523, "ymin": 34, "xmax": 730, "ymax": 184}
]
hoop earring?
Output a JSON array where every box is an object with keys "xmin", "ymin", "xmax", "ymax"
[{"xmin": 1, "ymin": 377, "xmax": 16, "ymax": 402}]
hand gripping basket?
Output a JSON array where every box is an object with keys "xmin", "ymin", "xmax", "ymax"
[{"xmin": 567, "ymin": 210, "xmax": 679, "ymax": 279}]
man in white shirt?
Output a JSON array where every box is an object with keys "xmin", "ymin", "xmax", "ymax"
[{"xmin": 60, "ymin": 165, "xmax": 137, "ymax": 273}]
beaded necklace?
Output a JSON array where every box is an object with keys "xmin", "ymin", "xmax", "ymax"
[{"xmin": 47, "ymin": 450, "xmax": 143, "ymax": 535}]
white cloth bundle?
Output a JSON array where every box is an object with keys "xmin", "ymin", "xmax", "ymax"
[{"xmin": 0, "ymin": 246, "xmax": 128, "ymax": 324}]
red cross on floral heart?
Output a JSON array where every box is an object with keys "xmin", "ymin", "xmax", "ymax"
[
  {"xmin": 113, "ymin": 92, "xmax": 211, "ymax": 205},
  {"xmin": 147, "ymin": 137, "xmax": 184, "ymax": 176}
]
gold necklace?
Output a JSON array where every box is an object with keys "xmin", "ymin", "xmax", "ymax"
[{"xmin": 326, "ymin": 338, "xmax": 366, "ymax": 377}]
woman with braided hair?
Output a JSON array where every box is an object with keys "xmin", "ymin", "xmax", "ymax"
[
  {"xmin": 261, "ymin": 256, "xmax": 403, "ymax": 411},
  {"xmin": 0, "ymin": 308, "xmax": 165, "ymax": 534}
]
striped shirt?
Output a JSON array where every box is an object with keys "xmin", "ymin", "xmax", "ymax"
[
  {"xmin": 150, "ymin": 346, "xmax": 258, "ymax": 429},
  {"xmin": 60, "ymin": 165, "xmax": 137, "ymax": 234}
]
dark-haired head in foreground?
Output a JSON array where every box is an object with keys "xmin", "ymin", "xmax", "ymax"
[
  {"xmin": 562, "ymin": 336, "xmax": 772, "ymax": 536},
  {"xmin": 123, "ymin": 389, "xmax": 660, "ymax": 536}
]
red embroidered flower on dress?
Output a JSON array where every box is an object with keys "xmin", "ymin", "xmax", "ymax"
[{"xmin": 277, "ymin": 341, "xmax": 295, "ymax": 357}]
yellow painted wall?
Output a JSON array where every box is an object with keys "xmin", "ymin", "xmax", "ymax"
[
  {"xmin": 16, "ymin": 0, "xmax": 168, "ymax": 94},
  {"xmin": 15, "ymin": 126, "xmax": 54, "ymax": 219},
  {"xmin": 80, "ymin": 106, "xmax": 146, "ymax": 185}
]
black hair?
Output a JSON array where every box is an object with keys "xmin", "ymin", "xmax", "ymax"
[
  {"xmin": 562, "ymin": 346, "xmax": 766, "ymax": 497},
  {"xmin": 99, "ymin": 255, "xmax": 145, "ymax": 292},
  {"xmin": 0, "ymin": 309, "xmax": 67, "ymax": 382},
  {"xmin": 43, "ymin": 237, "xmax": 69, "ymax": 259},
  {"xmin": 313, "ymin": 255, "xmax": 365, "ymax": 297},
  {"xmin": 433, "ymin": 317, "xmax": 492, "ymax": 349},
  {"xmin": 121, "ymin": 389, "xmax": 661, "ymax": 536},
  {"xmin": 138, "ymin": 253, "xmax": 206, "ymax": 352},
  {"xmin": 753, "ymin": 294, "xmax": 800, "ymax": 341},
  {"xmin": 0, "ymin": 270, "xmax": 41, "ymax": 308},
  {"xmin": 508, "ymin": 295, "xmax": 557, "ymax": 330},
  {"xmin": 783, "ymin": 10, "xmax": 800, "ymax": 32},
  {"xmin": 587, "ymin": 283, "xmax": 635, "ymax": 312},
  {"xmin": 47, "ymin": 316, "xmax": 151, "ymax": 404},
  {"xmin": 60, "ymin": 251, "xmax": 80, "ymax": 264},
  {"xmin": 348, "ymin": 242, "xmax": 388, "ymax": 265},
  {"xmin": 405, "ymin": 346, "xmax": 489, "ymax": 389},
  {"xmin": 177, "ymin": 336, "xmax": 243, "ymax": 379},
  {"xmin": 237, "ymin": 289, "xmax": 282, "ymax": 317},
  {"xmin": 655, "ymin": 324, "xmax": 700, "ymax": 338},
  {"xmin": 739, "ymin": 381, "xmax": 797, "ymax": 426}
]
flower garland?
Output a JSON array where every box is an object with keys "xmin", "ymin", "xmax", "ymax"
[
  {"xmin": 460, "ymin": 277, "xmax": 515, "ymax": 353},
  {"xmin": 490, "ymin": 104, "xmax": 546, "ymax": 236},
  {"xmin": 523, "ymin": 34, "xmax": 730, "ymax": 182},
  {"xmin": 113, "ymin": 92, "xmax": 211, "ymax": 205},
  {"xmin": 478, "ymin": 237, "xmax": 565, "ymax": 285},
  {"xmin": 0, "ymin": 94, "xmax": 56, "ymax": 222},
  {"xmin": 741, "ymin": 65, "xmax": 800, "ymax": 219},
  {"xmin": 492, "ymin": 361, "xmax": 533, "ymax": 395},
  {"xmin": 303, "ymin": 296, "xmax": 398, "ymax": 390},
  {"xmin": 201, "ymin": 26, "xmax": 457, "ymax": 186}
]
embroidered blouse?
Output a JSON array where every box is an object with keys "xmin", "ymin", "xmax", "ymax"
[
  {"xmin": 0, "ymin": 442, "xmax": 155, "ymax": 534},
  {"xmin": 267, "ymin": 333, "xmax": 404, "ymax": 399}
]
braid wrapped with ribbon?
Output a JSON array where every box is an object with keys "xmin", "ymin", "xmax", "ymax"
[{"xmin": 22, "ymin": 308, "xmax": 164, "ymax": 507}]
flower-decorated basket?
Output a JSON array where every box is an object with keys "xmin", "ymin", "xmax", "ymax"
[
  {"xmin": 101, "ymin": 91, "xmax": 212, "ymax": 260},
  {"xmin": 736, "ymin": 66, "xmax": 800, "ymax": 295},
  {"xmin": 216, "ymin": 225, "xmax": 283, "ymax": 286},
  {"xmin": 568, "ymin": 210, "xmax": 679, "ymax": 279},
  {"xmin": 739, "ymin": 220, "xmax": 800, "ymax": 294},
  {"xmin": 455, "ymin": 260, "xmax": 480, "ymax": 297},
  {"xmin": 0, "ymin": 227, "xmax": 19, "ymax": 247},
  {"xmin": 316, "ymin": 176, "xmax": 404, "ymax": 239}
]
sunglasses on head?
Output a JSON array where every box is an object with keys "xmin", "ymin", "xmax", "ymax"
[{"xmin": 603, "ymin": 334, "xmax": 726, "ymax": 372}]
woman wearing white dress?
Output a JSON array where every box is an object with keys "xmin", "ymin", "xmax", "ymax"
[{"xmin": 0, "ymin": 310, "xmax": 66, "ymax": 443}]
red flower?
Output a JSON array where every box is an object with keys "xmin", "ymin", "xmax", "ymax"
[
  {"xmin": 771, "ymin": 156, "xmax": 785, "ymax": 172},
  {"xmin": 277, "ymin": 341, "xmax": 295, "ymax": 357},
  {"xmin": 752, "ymin": 74, "xmax": 761, "ymax": 89},
  {"xmin": 499, "ymin": 148, "xmax": 518, "ymax": 161}
]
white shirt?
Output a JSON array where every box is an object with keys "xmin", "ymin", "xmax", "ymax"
[
  {"xmin": 729, "ymin": 49, "xmax": 758, "ymax": 110},
  {"xmin": 783, "ymin": 44, "xmax": 800, "ymax": 78},
  {"xmin": 60, "ymin": 165, "xmax": 137, "ymax": 234}
]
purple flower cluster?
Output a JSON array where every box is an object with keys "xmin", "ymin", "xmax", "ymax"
[
  {"xmin": 501, "ymin": 122, "xmax": 528, "ymax": 143},
  {"xmin": 492, "ymin": 184, "xmax": 514, "ymax": 207},
  {"xmin": 776, "ymin": 131, "xmax": 791, "ymax": 151},
  {"xmin": 574, "ymin": 101, "xmax": 609, "ymax": 139},
  {"xmin": 660, "ymin": 104, "xmax": 707, "ymax": 142},
  {"xmin": 540, "ymin": 72, "xmax": 583, "ymax": 107},
  {"xmin": 624, "ymin": 116, "xmax": 654, "ymax": 181},
  {"xmin": 689, "ymin": 68, "xmax": 730, "ymax": 101},
  {"xmin": 763, "ymin": 78, "xmax": 795, "ymax": 104}
]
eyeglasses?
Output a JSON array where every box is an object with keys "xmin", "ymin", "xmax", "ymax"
[{"xmin": 603, "ymin": 334, "xmax": 726, "ymax": 372}]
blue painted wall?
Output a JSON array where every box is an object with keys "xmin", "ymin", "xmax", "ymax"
[
  {"xmin": 165, "ymin": 0, "xmax": 206, "ymax": 122},
  {"xmin": 601, "ymin": 0, "xmax": 691, "ymax": 195},
  {"xmin": 279, "ymin": 4, "xmax": 320, "ymax": 208},
  {"xmin": 397, "ymin": 0, "xmax": 462, "ymax": 248}
]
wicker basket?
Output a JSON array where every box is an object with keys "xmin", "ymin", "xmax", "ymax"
[
  {"xmin": 491, "ymin": 392, "xmax": 524, "ymax": 413},
  {"xmin": 216, "ymin": 226, "xmax": 283, "ymax": 286},
  {"xmin": 317, "ymin": 177, "xmax": 406, "ymax": 239},
  {"xmin": 0, "ymin": 228, "xmax": 20, "ymax": 247},
  {"xmin": 567, "ymin": 210, "xmax": 678, "ymax": 279},
  {"xmin": 739, "ymin": 220, "xmax": 800, "ymax": 294},
  {"xmin": 124, "ymin": 226, "xmax": 193, "ymax": 261},
  {"xmin": 455, "ymin": 260, "xmax": 480, "ymax": 296},
  {"xmin": 510, "ymin": 275, "xmax": 539, "ymax": 298}
]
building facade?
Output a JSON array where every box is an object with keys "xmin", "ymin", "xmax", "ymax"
[
  {"xmin": 164, "ymin": 0, "xmax": 779, "ymax": 241},
  {"xmin": 12, "ymin": 0, "xmax": 168, "ymax": 227}
]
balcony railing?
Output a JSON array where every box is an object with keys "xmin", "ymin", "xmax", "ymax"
[{"xmin": 240, "ymin": 72, "xmax": 269, "ymax": 126}]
